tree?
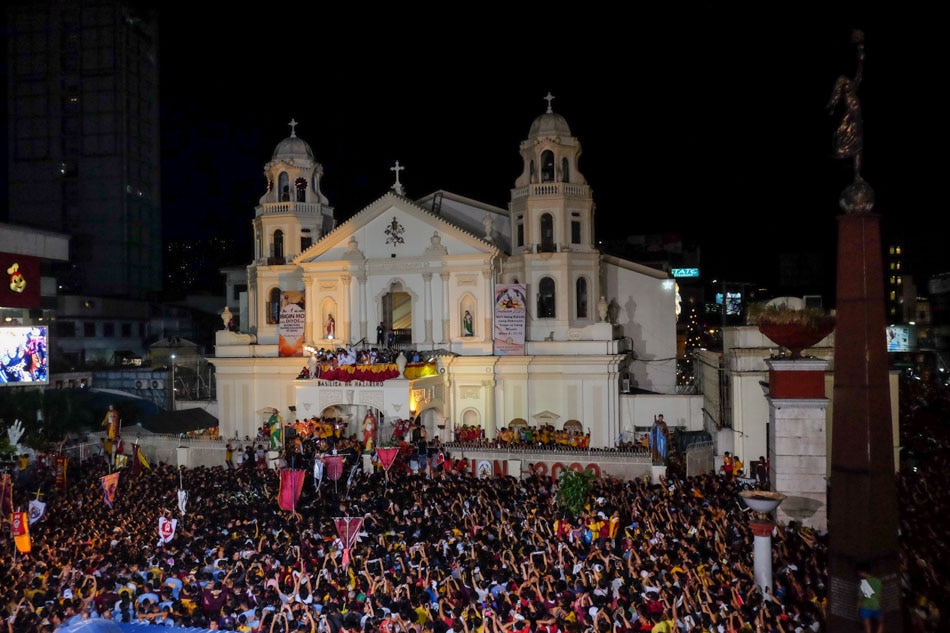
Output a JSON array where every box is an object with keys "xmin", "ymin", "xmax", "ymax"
[{"xmin": 556, "ymin": 467, "xmax": 598, "ymax": 518}]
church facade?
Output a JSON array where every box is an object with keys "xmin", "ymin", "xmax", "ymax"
[{"xmin": 210, "ymin": 102, "xmax": 684, "ymax": 447}]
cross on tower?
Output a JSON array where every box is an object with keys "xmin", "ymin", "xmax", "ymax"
[
  {"xmin": 544, "ymin": 92, "xmax": 556, "ymax": 113},
  {"xmin": 288, "ymin": 118, "xmax": 298, "ymax": 137},
  {"xmin": 390, "ymin": 161, "xmax": 406, "ymax": 195}
]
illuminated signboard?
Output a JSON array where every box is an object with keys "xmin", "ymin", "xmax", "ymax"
[
  {"xmin": 671, "ymin": 268, "xmax": 699, "ymax": 278},
  {"xmin": 1, "ymin": 253, "xmax": 41, "ymax": 309},
  {"xmin": 1, "ymin": 325, "xmax": 49, "ymax": 386}
]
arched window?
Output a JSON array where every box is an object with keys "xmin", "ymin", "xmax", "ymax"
[
  {"xmin": 538, "ymin": 277, "xmax": 556, "ymax": 318},
  {"xmin": 278, "ymin": 172, "xmax": 290, "ymax": 201},
  {"xmin": 576, "ymin": 278, "xmax": 588, "ymax": 318},
  {"xmin": 541, "ymin": 150, "xmax": 555, "ymax": 182},
  {"xmin": 561, "ymin": 157, "xmax": 570, "ymax": 183},
  {"xmin": 540, "ymin": 213, "xmax": 554, "ymax": 253},
  {"xmin": 295, "ymin": 177, "xmax": 307, "ymax": 202},
  {"xmin": 268, "ymin": 288, "xmax": 282, "ymax": 324},
  {"xmin": 273, "ymin": 230, "xmax": 284, "ymax": 260}
]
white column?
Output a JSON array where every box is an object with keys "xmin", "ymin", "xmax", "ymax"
[
  {"xmin": 440, "ymin": 272, "xmax": 451, "ymax": 344},
  {"xmin": 341, "ymin": 275, "xmax": 352, "ymax": 344},
  {"xmin": 750, "ymin": 521, "xmax": 776, "ymax": 592},
  {"xmin": 357, "ymin": 273, "xmax": 368, "ymax": 343},
  {"xmin": 482, "ymin": 378, "xmax": 496, "ymax": 440},
  {"xmin": 423, "ymin": 272, "xmax": 433, "ymax": 345}
]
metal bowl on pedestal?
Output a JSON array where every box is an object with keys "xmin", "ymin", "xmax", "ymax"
[{"xmin": 740, "ymin": 490, "xmax": 787, "ymax": 518}]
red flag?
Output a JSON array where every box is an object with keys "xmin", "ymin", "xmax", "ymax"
[
  {"xmin": 376, "ymin": 447, "xmax": 400, "ymax": 472},
  {"xmin": 0, "ymin": 474, "xmax": 12, "ymax": 515},
  {"xmin": 278, "ymin": 469, "xmax": 305, "ymax": 511},
  {"xmin": 333, "ymin": 516, "xmax": 364, "ymax": 568},
  {"xmin": 101, "ymin": 472, "xmax": 120, "ymax": 508},
  {"xmin": 54, "ymin": 456, "xmax": 67, "ymax": 491},
  {"xmin": 324, "ymin": 455, "xmax": 344, "ymax": 481},
  {"xmin": 12, "ymin": 511, "xmax": 31, "ymax": 553}
]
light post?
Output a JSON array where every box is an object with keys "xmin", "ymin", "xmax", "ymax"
[{"xmin": 170, "ymin": 354, "xmax": 176, "ymax": 411}]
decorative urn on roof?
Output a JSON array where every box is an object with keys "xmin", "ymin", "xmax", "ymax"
[{"xmin": 748, "ymin": 303, "xmax": 836, "ymax": 360}]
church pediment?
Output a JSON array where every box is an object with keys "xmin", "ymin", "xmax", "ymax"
[
  {"xmin": 532, "ymin": 410, "xmax": 561, "ymax": 425},
  {"xmin": 295, "ymin": 191, "xmax": 498, "ymax": 264}
]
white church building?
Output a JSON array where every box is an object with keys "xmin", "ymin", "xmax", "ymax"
[{"xmin": 210, "ymin": 99, "xmax": 698, "ymax": 446}]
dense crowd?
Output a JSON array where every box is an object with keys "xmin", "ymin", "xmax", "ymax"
[{"xmin": 0, "ymin": 420, "xmax": 945, "ymax": 633}]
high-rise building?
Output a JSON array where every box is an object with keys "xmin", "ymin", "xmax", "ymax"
[{"xmin": 5, "ymin": 0, "xmax": 161, "ymax": 299}]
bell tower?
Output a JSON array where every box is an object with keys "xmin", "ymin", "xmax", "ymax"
[
  {"xmin": 506, "ymin": 94, "xmax": 600, "ymax": 341},
  {"xmin": 247, "ymin": 120, "xmax": 336, "ymax": 338}
]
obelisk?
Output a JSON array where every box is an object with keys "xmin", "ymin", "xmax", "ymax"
[{"xmin": 826, "ymin": 30, "xmax": 903, "ymax": 632}]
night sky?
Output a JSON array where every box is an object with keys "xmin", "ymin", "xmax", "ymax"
[{"xmin": 43, "ymin": 7, "xmax": 950, "ymax": 301}]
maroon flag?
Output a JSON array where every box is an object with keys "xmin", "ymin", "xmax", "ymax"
[
  {"xmin": 333, "ymin": 516, "xmax": 364, "ymax": 568},
  {"xmin": 376, "ymin": 447, "xmax": 400, "ymax": 472},
  {"xmin": 101, "ymin": 472, "xmax": 120, "ymax": 508},
  {"xmin": 0, "ymin": 474, "xmax": 13, "ymax": 515},
  {"xmin": 131, "ymin": 443, "xmax": 151, "ymax": 476},
  {"xmin": 278, "ymin": 469, "xmax": 306, "ymax": 512},
  {"xmin": 324, "ymin": 455, "xmax": 345, "ymax": 481}
]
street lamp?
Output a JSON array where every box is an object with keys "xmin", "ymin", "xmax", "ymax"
[{"xmin": 170, "ymin": 354, "xmax": 176, "ymax": 411}]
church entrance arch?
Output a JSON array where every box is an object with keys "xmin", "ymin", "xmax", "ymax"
[{"xmin": 382, "ymin": 281, "xmax": 413, "ymax": 346}]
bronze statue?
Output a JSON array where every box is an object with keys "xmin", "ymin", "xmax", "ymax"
[
  {"xmin": 827, "ymin": 30, "xmax": 865, "ymax": 176},
  {"xmin": 828, "ymin": 29, "xmax": 874, "ymax": 215}
]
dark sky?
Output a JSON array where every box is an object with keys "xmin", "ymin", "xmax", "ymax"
[{"xmin": 158, "ymin": 7, "xmax": 943, "ymax": 300}]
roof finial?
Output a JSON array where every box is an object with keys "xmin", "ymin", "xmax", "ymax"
[
  {"xmin": 543, "ymin": 92, "xmax": 555, "ymax": 114},
  {"xmin": 288, "ymin": 118, "xmax": 298, "ymax": 138},
  {"xmin": 390, "ymin": 161, "xmax": 405, "ymax": 196}
]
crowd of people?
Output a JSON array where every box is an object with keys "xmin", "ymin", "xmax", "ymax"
[{"xmin": 1, "ymin": 404, "xmax": 946, "ymax": 633}]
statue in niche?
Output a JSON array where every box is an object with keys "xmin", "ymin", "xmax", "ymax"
[{"xmin": 463, "ymin": 310, "xmax": 474, "ymax": 336}]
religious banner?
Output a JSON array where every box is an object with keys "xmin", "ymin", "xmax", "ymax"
[
  {"xmin": 376, "ymin": 447, "xmax": 401, "ymax": 472},
  {"xmin": 177, "ymin": 489, "xmax": 188, "ymax": 516},
  {"xmin": 54, "ymin": 456, "xmax": 67, "ymax": 491},
  {"xmin": 278, "ymin": 290, "xmax": 306, "ymax": 357},
  {"xmin": 0, "ymin": 474, "xmax": 12, "ymax": 515},
  {"xmin": 333, "ymin": 516, "xmax": 364, "ymax": 569},
  {"xmin": 278, "ymin": 469, "xmax": 306, "ymax": 512},
  {"xmin": 28, "ymin": 498, "xmax": 46, "ymax": 525},
  {"xmin": 12, "ymin": 511, "xmax": 31, "ymax": 554},
  {"xmin": 324, "ymin": 454, "xmax": 345, "ymax": 482},
  {"xmin": 101, "ymin": 471, "xmax": 119, "ymax": 508},
  {"xmin": 493, "ymin": 284, "xmax": 526, "ymax": 355},
  {"xmin": 158, "ymin": 516, "xmax": 178, "ymax": 545}
]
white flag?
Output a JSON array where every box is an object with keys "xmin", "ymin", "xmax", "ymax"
[
  {"xmin": 313, "ymin": 458, "xmax": 324, "ymax": 491},
  {"xmin": 177, "ymin": 489, "xmax": 188, "ymax": 516},
  {"xmin": 158, "ymin": 516, "xmax": 178, "ymax": 545},
  {"xmin": 28, "ymin": 499, "xmax": 46, "ymax": 525}
]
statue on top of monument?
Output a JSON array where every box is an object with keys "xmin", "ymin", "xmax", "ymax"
[
  {"xmin": 827, "ymin": 29, "xmax": 865, "ymax": 176},
  {"xmin": 828, "ymin": 29, "xmax": 874, "ymax": 215}
]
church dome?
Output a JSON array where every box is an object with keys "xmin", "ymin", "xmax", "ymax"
[
  {"xmin": 271, "ymin": 135, "xmax": 314, "ymax": 162},
  {"xmin": 528, "ymin": 111, "xmax": 571, "ymax": 138}
]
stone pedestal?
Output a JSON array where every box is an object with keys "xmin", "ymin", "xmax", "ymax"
[{"xmin": 766, "ymin": 358, "xmax": 829, "ymax": 530}]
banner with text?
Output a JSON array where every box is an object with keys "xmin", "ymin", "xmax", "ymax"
[
  {"xmin": 493, "ymin": 284, "xmax": 526, "ymax": 355},
  {"xmin": 278, "ymin": 290, "xmax": 306, "ymax": 357}
]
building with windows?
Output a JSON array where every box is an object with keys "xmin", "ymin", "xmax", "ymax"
[{"xmin": 211, "ymin": 103, "xmax": 701, "ymax": 444}]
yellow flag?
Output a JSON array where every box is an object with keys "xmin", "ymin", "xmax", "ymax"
[{"xmin": 12, "ymin": 512, "xmax": 31, "ymax": 554}]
